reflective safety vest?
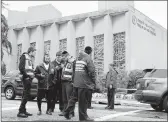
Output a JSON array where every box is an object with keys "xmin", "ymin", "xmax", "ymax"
[
  {"xmin": 24, "ymin": 53, "xmax": 34, "ymax": 75},
  {"xmin": 61, "ymin": 58, "xmax": 75, "ymax": 81},
  {"xmin": 75, "ymin": 60, "xmax": 87, "ymax": 72}
]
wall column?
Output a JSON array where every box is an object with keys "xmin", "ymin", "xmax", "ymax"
[
  {"xmin": 85, "ymin": 17, "xmax": 94, "ymax": 58},
  {"xmin": 125, "ymin": 11, "xmax": 131, "ymax": 72},
  {"xmin": 8, "ymin": 29, "xmax": 18, "ymax": 70},
  {"xmin": 22, "ymin": 28, "xmax": 30, "ymax": 53},
  {"xmin": 67, "ymin": 21, "xmax": 76, "ymax": 57},
  {"xmin": 104, "ymin": 14, "xmax": 113, "ymax": 73},
  {"xmin": 50, "ymin": 23, "xmax": 59, "ymax": 61},
  {"xmin": 35, "ymin": 26, "xmax": 44, "ymax": 67}
]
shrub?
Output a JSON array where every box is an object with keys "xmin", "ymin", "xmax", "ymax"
[
  {"xmin": 127, "ymin": 69, "xmax": 145, "ymax": 93},
  {"xmin": 1, "ymin": 61, "xmax": 6, "ymax": 76}
]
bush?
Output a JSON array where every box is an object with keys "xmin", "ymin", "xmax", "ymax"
[
  {"xmin": 1, "ymin": 61, "xmax": 6, "ymax": 76},
  {"xmin": 127, "ymin": 69, "xmax": 145, "ymax": 93}
]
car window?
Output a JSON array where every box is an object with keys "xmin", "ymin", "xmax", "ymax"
[{"xmin": 148, "ymin": 69, "xmax": 167, "ymax": 78}]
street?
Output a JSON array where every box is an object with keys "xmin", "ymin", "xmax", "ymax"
[{"xmin": 1, "ymin": 96, "xmax": 167, "ymax": 121}]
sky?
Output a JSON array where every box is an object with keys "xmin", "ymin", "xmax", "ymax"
[{"xmin": 2, "ymin": 1, "xmax": 167, "ymax": 29}]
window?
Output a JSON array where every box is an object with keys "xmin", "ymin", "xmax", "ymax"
[
  {"xmin": 76, "ymin": 36, "xmax": 85, "ymax": 58},
  {"xmin": 17, "ymin": 44, "xmax": 22, "ymax": 69},
  {"xmin": 59, "ymin": 38, "xmax": 67, "ymax": 52},
  {"xmin": 44, "ymin": 40, "xmax": 51, "ymax": 55},
  {"xmin": 94, "ymin": 34, "xmax": 104, "ymax": 79},
  {"xmin": 113, "ymin": 32, "xmax": 126, "ymax": 70}
]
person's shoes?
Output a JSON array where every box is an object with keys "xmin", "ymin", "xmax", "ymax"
[
  {"xmin": 51, "ymin": 109, "xmax": 54, "ymax": 112},
  {"xmin": 81, "ymin": 117, "xmax": 94, "ymax": 121},
  {"xmin": 37, "ymin": 111, "xmax": 42, "ymax": 115},
  {"xmin": 25, "ymin": 111, "xmax": 33, "ymax": 116},
  {"xmin": 58, "ymin": 111, "xmax": 64, "ymax": 116},
  {"xmin": 88, "ymin": 106, "xmax": 93, "ymax": 109},
  {"xmin": 46, "ymin": 110, "xmax": 52, "ymax": 115},
  {"xmin": 17, "ymin": 113, "xmax": 28, "ymax": 118},
  {"xmin": 107, "ymin": 107, "xmax": 114, "ymax": 110},
  {"xmin": 69, "ymin": 112, "xmax": 75, "ymax": 118},
  {"xmin": 63, "ymin": 112, "xmax": 70, "ymax": 120},
  {"xmin": 105, "ymin": 106, "xmax": 110, "ymax": 109}
]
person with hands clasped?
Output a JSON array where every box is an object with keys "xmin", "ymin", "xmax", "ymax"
[
  {"xmin": 105, "ymin": 64, "xmax": 118, "ymax": 110},
  {"xmin": 34, "ymin": 54, "xmax": 55, "ymax": 115}
]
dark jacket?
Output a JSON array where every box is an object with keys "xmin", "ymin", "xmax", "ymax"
[
  {"xmin": 73, "ymin": 52, "xmax": 96, "ymax": 90},
  {"xmin": 105, "ymin": 69, "xmax": 118, "ymax": 88},
  {"xmin": 51, "ymin": 60, "xmax": 62, "ymax": 84},
  {"xmin": 35, "ymin": 63, "xmax": 54, "ymax": 89},
  {"xmin": 19, "ymin": 52, "xmax": 34, "ymax": 79}
]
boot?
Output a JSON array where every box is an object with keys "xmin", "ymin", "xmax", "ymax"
[{"xmin": 17, "ymin": 113, "xmax": 28, "ymax": 118}]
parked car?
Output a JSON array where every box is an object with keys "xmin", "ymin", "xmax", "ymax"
[
  {"xmin": 135, "ymin": 69, "xmax": 168, "ymax": 112},
  {"xmin": 1, "ymin": 70, "xmax": 38, "ymax": 100}
]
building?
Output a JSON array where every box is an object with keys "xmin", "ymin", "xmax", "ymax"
[{"xmin": 5, "ymin": 1, "xmax": 167, "ymax": 78}]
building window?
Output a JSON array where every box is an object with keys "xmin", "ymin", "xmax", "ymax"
[
  {"xmin": 94, "ymin": 34, "xmax": 104, "ymax": 79},
  {"xmin": 113, "ymin": 32, "xmax": 126, "ymax": 70},
  {"xmin": 44, "ymin": 40, "xmax": 51, "ymax": 55},
  {"xmin": 59, "ymin": 38, "xmax": 67, "ymax": 52},
  {"xmin": 76, "ymin": 36, "xmax": 85, "ymax": 58},
  {"xmin": 17, "ymin": 44, "xmax": 22, "ymax": 69},
  {"xmin": 30, "ymin": 42, "xmax": 36, "ymax": 68}
]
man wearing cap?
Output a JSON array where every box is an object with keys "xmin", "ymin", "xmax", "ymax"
[
  {"xmin": 63, "ymin": 46, "xmax": 96, "ymax": 121},
  {"xmin": 17, "ymin": 47, "xmax": 36, "ymax": 118},
  {"xmin": 50, "ymin": 51, "xmax": 64, "ymax": 113},
  {"xmin": 60, "ymin": 51, "xmax": 76, "ymax": 117}
]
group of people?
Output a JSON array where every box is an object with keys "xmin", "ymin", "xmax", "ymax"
[{"xmin": 17, "ymin": 46, "xmax": 118, "ymax": 121}]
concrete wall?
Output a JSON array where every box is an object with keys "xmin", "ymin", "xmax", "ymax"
[
  {"xmin": 75, "ymin": 20, "xmax": 85, "ymax": 37},
  {"xmin": 59, "ymin": 23, "xmax": 67, "ymax": 40},
  {"xmin": 93, "ymin": 17, "xmax": 104, "ymax": 35},
  {"xmin": 27, "ymin": 4, "xmax": 62, "ymax": 22},
  {"xmin": 8, "ymin": 10, "xmax": 27, "ymax": 26},
  {"xmin": 98, "ymin": 1, "xmax": 134, "ymax": 11},
  {"xmin": 129, "ymin": 8, "xmax": 167, "ymax": 70}
]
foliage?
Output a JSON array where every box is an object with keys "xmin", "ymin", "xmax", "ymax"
[
  {"xmin": 1, "ymin": 61, "xmax": 6, "ymax": 76},
  {"xmin": 1, "ymin": 2, "xmax": 12, "ymax": 59}
]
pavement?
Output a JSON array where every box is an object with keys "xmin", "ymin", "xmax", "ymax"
[{"xmin": 1, "ymin": 95, "xmax": 167, "ymax": 121}]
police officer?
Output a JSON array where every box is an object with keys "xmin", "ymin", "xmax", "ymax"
[
  {"xmin": 35, "ymin": 54, "xmax": 55, "ymax": 115},
  {"xmin": 63, "ymin": 46, "xmax": 96, "ymax": 121},
  {"xmin": 60, "ymin": 51, "xmax": 75, "ymax": 116},
  {"xmin": 17, "ymin": 47, "xmax": 36, "ymax": 118},
  {"xmin": 50, "ymin": 51, "xmax": 64, "ymax": 113}
]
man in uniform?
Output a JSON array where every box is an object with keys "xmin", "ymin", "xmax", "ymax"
[
  {"xmin": 17, "ymin": 47, "xmax": 36, "ymax": 118},
  {"xmin": 60, "ymin": 51, "xmax": 76, "ymax": 117},
  {"xmin": 63, "ymin": 46, "xmax": 96, "ymax": 121},
  {"xmin": 50, "ymin": 51, "xmax": 64, "ymax": 113}
]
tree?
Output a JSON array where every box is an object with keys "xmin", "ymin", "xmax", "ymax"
[{"xmin": 1, "ymin": 2, "xmax": 12, "ymax": 75}]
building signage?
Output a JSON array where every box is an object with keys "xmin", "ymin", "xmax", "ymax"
[{"xmin": 132, "ymin": 15, "xmax": 156, "ymax": 36}]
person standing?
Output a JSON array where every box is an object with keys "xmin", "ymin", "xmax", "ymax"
[
  {"xmin": 17, "ymin": 47, "xmax": 36, "ymax": 118},
  {"xmin": 87, "ymin": 89, "xmax": 93, "ymax": 109},
  {"xmin": 63, "ymin": 46, "xmax": 96, "ymax": 121},
  {"xmin": 105, "ymin": 64, "xmax": 118, "ymax": 110},
  {"xmin": 50, "ymin": 51, "xmax": 64, "ymax": 113},
  {"xmin": 35, "ymin": 54, "xmax": 55, "ymax": 115},
  {"xmin": 59, "ymin": 51, "xmax": 76, "ymax": 117}
]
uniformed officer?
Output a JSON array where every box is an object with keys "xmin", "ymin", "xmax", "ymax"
[
  {"xmin": 17, "ymin": 47, "xmax": 36, "ymax": 118},
  {"xmin": 63, "ymin": 46, "xmax": 96, "ymax": 121}
]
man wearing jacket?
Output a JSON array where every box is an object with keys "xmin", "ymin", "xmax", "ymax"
[
  {"xmin": 50, "ymin": 51, "xmax": 64, "ymax": 113},
  {"xmin": 63, "ymin": 46, "xmax": 96, "ymax": 121},
  {"xmin": 59, "ymin": 51, "xmax": 76, "ymax": 117},
  {"xmin": 17, "ymin": 47, "xmax": 36, "ymax": 118},
  {"xmin": 35, "ymin": 54, "xmax": 55, "ymax": 115}
]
